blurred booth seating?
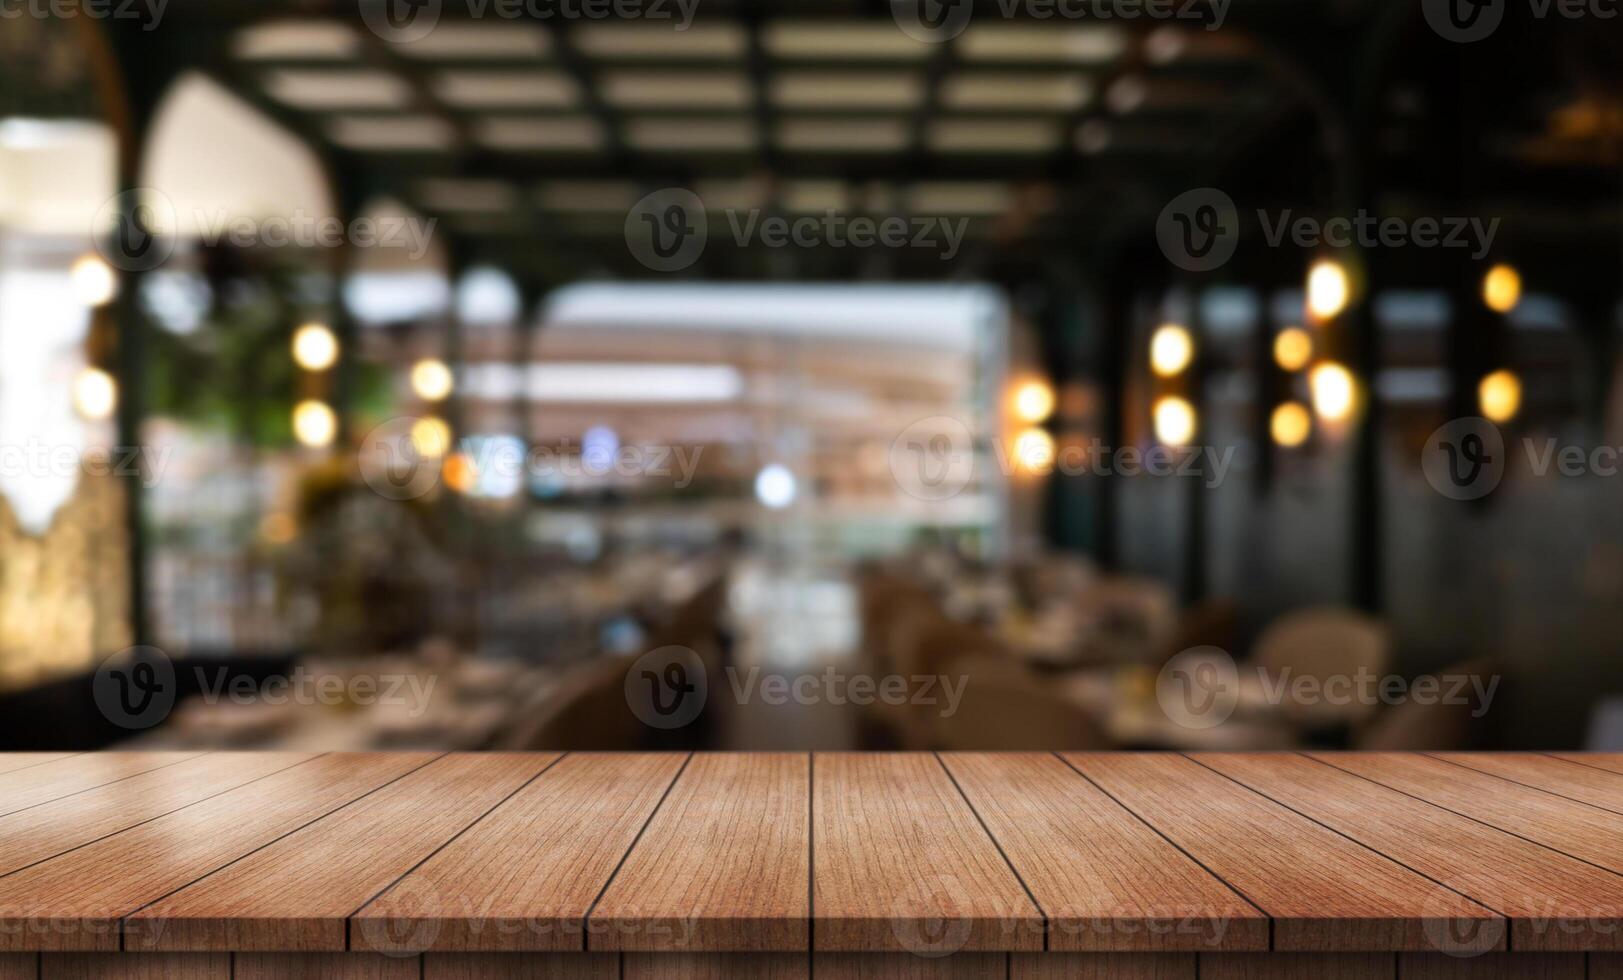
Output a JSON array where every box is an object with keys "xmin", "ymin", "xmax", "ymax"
[
  {"xmin": 1354, "ymin": 660, "xmax": 1499, "ymax": 750},
  {"xmin": 934, "ymin": 654, "xmax": 1104, "ymax": 751},
  {"xmin": 1248, "ymin": 607, "xmax": 1392, "ymax": 729}
]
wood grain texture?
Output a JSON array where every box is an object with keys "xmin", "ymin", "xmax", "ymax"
[
  {"xmin": 423, "ymin": 953, "xmax": 618, "ymax": 979},
  {"xmin": 591, "ymin": 753, "xmax": 807, "ymax": 952},
  {"xmin": 1548, "ymin": 754, "xmax": 1623, "ymax": 777},
  {"xmin": 942, "ymin": 754, "xmax": 1265, "ymax": 952},
  {"xmin": 0, "ymin": 955, "xmax": 32, "ymax": 980},
  {"xmin": 1197, "ymin": 753, "xmax": 1623, "ymax": 952},
  {"xmin": 0, "ymin": 753, "xmax": 204, "ymax": 818},
  {"xmin": 1430, "ymin": 754, "xmax": 1623, "ymax": 813},
  {"xmin": 624, "ymin": 953, "xmax": 807, "ymax": 979},
  {"xmin": 0, "ymin": 752, "xmax": 318, "ymax": 878},
  {"xmin": 1065, "ymin": 754, "xmax": 1501, "ymax": 951},
  {"xmin": 0, "ymin": 753, "xmax": 435, "ymax": 952},
  {"xmin": 1593, "ymin": 953, "xmax": 1623, "ymax": 978},
  {"xmin": 38, "ymin": 953, "xmax": 227, "ymax": 979},
  {"xmin": 1312, "ymin": 754, "xmax": 1623, "ymax": 875},
  {"xmin": 354, "ymin": 753, "xmax": 688, "ymax": 952},
  {"xmin": 234, "ymin": 953, "xmax": 419, "ymax": 979},
  {"xmin": 1011, "ymin": 952, "xmax": 1194, "ymax": 978},
  {"xmin": 814, "ymin": 953, "xmax": 1003, "ymax": 978},
  {"xmin": 130, "ymin": 754, "xmax": 558, "ymax": 952},
  {"xmin": 0, "ymin": 753, "xmax": 78, "ymax": 776},
  {"xmin": 1397, "ymin": 953, "xmax": 1583, "ymax": 979},
  {"xmin": 812, "ymin": 753, "xmax": 1042, "ymax": 953},
  {"xmin": 1197, "ymin": 953, "xmax": 1394, "ymax": 979}
]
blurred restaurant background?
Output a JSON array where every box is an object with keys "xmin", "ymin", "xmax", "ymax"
[{"xmin": 0, "ymin": 0, "xmax": 1619, "ymax": 753}]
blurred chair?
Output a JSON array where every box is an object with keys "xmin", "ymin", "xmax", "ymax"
[
  {"xmin": 933, "ymin": 654, "xmax": 1105, "ymax": 751},
  {"xmin": 498, "ymin": 655, "xmax": 644, "ymax": 751},
  {"xmin": 1355, "ymin": 660, "xmax": 1499, "ymax": 750},
  {"xmin": 1249, "ymin": 607, "xmax": 1392, "ymax": 729},
  {"xmin": 1162, "ymin": 597, "xmax": 1239, "ymax": 667}
]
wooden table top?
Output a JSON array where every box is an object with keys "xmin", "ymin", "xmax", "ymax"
[{"xmin": 0, "ymin": 751, "xmax": 1620, "ymax": 957}]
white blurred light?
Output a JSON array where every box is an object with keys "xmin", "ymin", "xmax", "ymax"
[
  {"xmin": 73, "ymin": 367, "xmax": 117, "ymax": 420},
  {"xmin": 461, "ymin": 362, "xmax": 746, "ymax": 403},
  {"xmin": 292, "ymin": 399, "xmax": 337, "ymax": 447},
  {"xmin": 1105, "ymin": 75, "xmax": 1148, "ymax": 114},
  {"xmin": 69, "ymin": 254, "xmax": 117, "ymax": 307},
  {"xmin": 754, "ymin": 463, "xmax": 797, "ymax": 509},
  {"xmin": 1149, "ymin": 323, "xmax": 1193, "ymax": 377},
  {"xmin": 1152, "ymin": 395, "xmax": 1196, "ymax": 446},
  {"xmin": 292, "ymin": 322, "xmax": 339, "ymax": 371},
  {"xmin": 456, "ymin": 266, "xmax": 523, "ymax": 325},
  {"xmin": 1309, "ymin": 362, "xmax": 1356, "ymax": 422},
  {"xmin": 1307, "ymin": 259, "xmax": 1351, "ymax": 320},
  {"xmin": 411, "ymin": 357, "xmax": 455, "ymax": 400}
]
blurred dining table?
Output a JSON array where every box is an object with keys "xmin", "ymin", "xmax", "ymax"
[{"xmin": 1059, "ymin": 664, "xmax": 1300, "ymax": 751}]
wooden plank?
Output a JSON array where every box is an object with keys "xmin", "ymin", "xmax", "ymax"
[
  {"xmin": 942, "ymin": 754, "xmax": 1266, "ymax": 952},
  {"xmin": 624, "ymin": 953, "xmax": 807, "ymax": 979},
  {"xmin": 812, "ymin": 753, "xmax": 1043, "ymax": 953},
  {"xmin": 1011, "ymin": 952, "xmax": 1194, "ymax": 978},
  {"xmin": 1397, "ymin": 953, "xmax": 1583, "ymax": 978},
  {"xmin": 590, "ymin": 753, "xmax": 807, "ymax": 952},
  {"xmin": 1064, "ymin": 754, "xmax": 1501, "ymax": 951},
  {"xmin": 1594, "ymin": 953, "xmax": 1623, "ymax": 978},
  {"xmin": 0, "ymin": 753, "xmax": 204, "ymax": 818},
  {"xmin": 0, "ymin": 753, "xmax": 80, "ymax": 777},
  {"xmin": 1197, "ymin": 753, "xmax": 1623, "ymax": 952},
  {"xmin": 1198, "ymin": 953, "xmax": 1394, "ymax": 979},
  {"xmin": 1430, "ymin": 754, "xmax": 1623, "ymax": 813},
  {"xmin": 1549, "ymin": 754, "xmax": 1623, "ymax": 777},
  {"xmin": 0, "ymin": 753, "xmax": 318, "ymax": 878},
  {"xmin": 38, "ymin": 953, "xmax": 227, "ymax": 979},
  {"xmin": 0, "ymin": 954, "xmax": 32, "ymax": 980},
  {"xmin": 0, "ymin": 753, "xmax": 436, "ymax": 952},
  {"xmin": 130, "ymin": 754, "xmax": 560, "ymax": 952},
  {"xmin": 814, "ymin": 953, "xmax": 1003, "ymax": 978},
  {"xmin": 353, "ymin": 753, "xmax": 688, "ymax": 952},
  {"xmin": 424, "ymin": 953, "xmax": 618, "ymax": 979},
  {"xmin": 234, "ymin": 953, "xmax": 419, "ymax": 979},
  {"xmin": 1312, "ymin": 754, "xmax": 1623, "ymax": 875}
]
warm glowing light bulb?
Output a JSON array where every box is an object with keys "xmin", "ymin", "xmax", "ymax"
[
  {"xmin": 1149, "ymin": 324, "xmax": 1194, "ymax": 377},
  {"xmin": 1478, "ymin": 369, "xmax": 1522, "ymax": 423},
  {"xmin": 1152, "ymin": 396, "xmax": 1197, "ymax": 446},
  {"xmin": 1013, "ymin": 427, "xmax": 1056, "ymax": 472},
  {"xmin": 1309, "ymin": 362, "xmax": 1356, "ymax": 422},
  {"xmin": 292, "ymin": 322, "xmax": 339, "ymax": 371},
  {"xmin": 70, "ymin": 254, "xmax": 117, "ymax": 307},
  {"xmin": 1307, "ymin": 259, "xmax": 1351, "ymax": 321},
  {"xmin": 1270, "ymin": 401, "xmax": 1312, "ymax": 448},
  {"xmin": 410, "ymin": 416, "xmax": 452, "ymax": 457},
  {"xmin": 442, "ymin": 451, "xmax": 478, "ymax": 494},
  {"xmin": 411, "ymin": 358, "xmax": 454, "ymax": 401},
  {"xmin": 1012, "ymin": 380, "xmax": 1055, "ymax": 423},
  {"xmin": 292, "ymin": 399, "xmax": 337, "ymax": 448},
  {"xmin": 1482, "ymin": 264, "xmax": 1522, "ymax": 314},
  {"xmin": 1273, "ymin": 327, "xmax": 1313, "ymax": 372},
  {"xmin": 73, "ymin": 367, "xmax": 117, "ymax": 420}
]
